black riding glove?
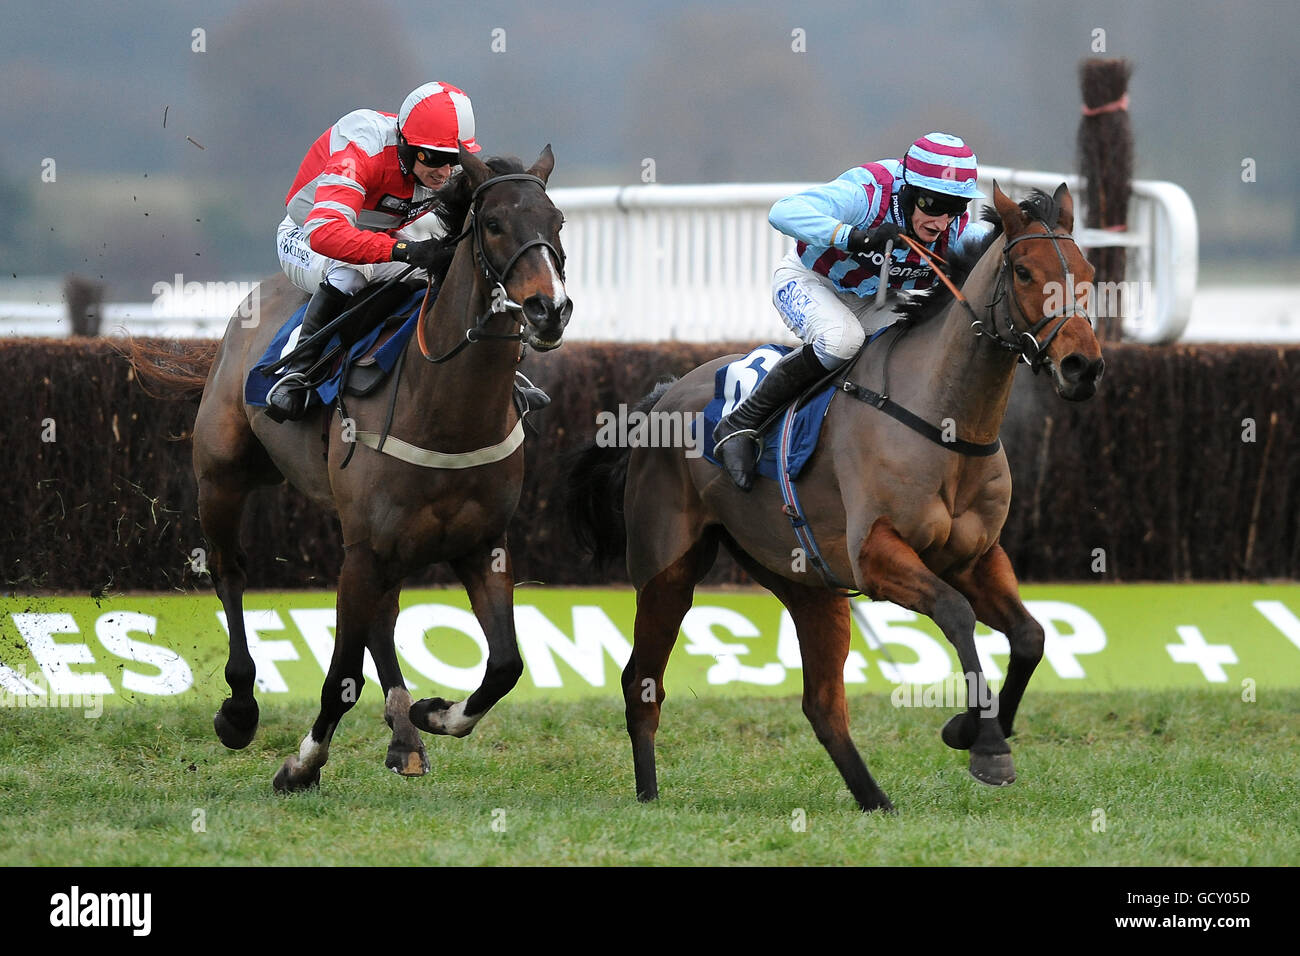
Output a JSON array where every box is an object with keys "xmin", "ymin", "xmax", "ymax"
[
  {"xmin": 846, "ymin": 221, "xmax": 900, "ymax": 255},
  {"xmin": 391, "ymin": 237, "xmax": 455, "ymax": 273}
]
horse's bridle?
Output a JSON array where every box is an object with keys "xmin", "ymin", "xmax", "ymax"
[
  {"xmin": 898, "ymin": 224, "xmax": 1093, "ymax": 374},
  {"xmin": 977, "ymin": 227, "xmax": 1094, "ymax": 373},
  {"xmin": 418, "ymin": 171, "xmax": 567, "ymax": 364}
]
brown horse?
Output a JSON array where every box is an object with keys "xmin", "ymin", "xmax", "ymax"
[
  {"xmin": 125, "ymin": 146, "xmax": 570, "ymax": 792},
  {"xmin": 569, "ymin": 183, "xmax": 1103, "ymax": 811}
]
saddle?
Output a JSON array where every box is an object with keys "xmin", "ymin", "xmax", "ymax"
[
  {"xmin": 244, "ymin": 282, "xmax": 428, "ymax": 411},
  {"xmin": 245, "ymin": 280, "xmax": 552, "ymax": 422}
]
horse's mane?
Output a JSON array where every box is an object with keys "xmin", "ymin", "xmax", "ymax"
[
  {"xmin": 893, "ymin": 188, "xmax": 1062, "ymax": 325},
  {"xmin": 426, "ymin": 156, "xmax": 528, "ymax": 284}
]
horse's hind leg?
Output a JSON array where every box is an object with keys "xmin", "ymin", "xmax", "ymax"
[
  {"xmin": 858, "ymin": 518, "xmax": 1014, "ymax": 786},
  {"xmin": 196, "ymin": 402, "xmax": 279, "ymax": 750},
  {"xmin": 946, "ymin": 544, "xmax": 1044, "ymax": 745},
  {"xmin": 202, "ymin": 476, "xmax": 260, "ymax": 749},
  {"xmin": 366, "ymin": 584, "xmax": 429, "ymax": 777},
  {"xmin": 273, "ymin": 544, "xmax": 377, "ymax": 792},
  {"xmin": 624, "ymin": 534, "xmax": 718, "ymax": 803},
  {"xmin": 729, "ymin": 551, "xmax": 893, "ymax": 811},
  {"xmin": 410, "ymin": 537, "xmax": 522, "ymax": 737}
]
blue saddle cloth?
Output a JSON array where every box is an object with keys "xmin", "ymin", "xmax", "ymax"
[
  {"xmin": 700, "ymin": 345, "xmax": 837, "ymax": 481},
  {"xmin": 700, "ymin": 328, "xmax": 891, "ymax": 481},
  {"xmin": 244, "ymin": 287, "xmax": 429, "ymax": 408}
]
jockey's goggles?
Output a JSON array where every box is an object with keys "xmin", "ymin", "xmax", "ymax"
[
  {"xmin": 412, "ymin": 147, "xmax": 458, "ymax": 168},
  {"xmin": 914, "ymin": 190, "xmax": 969, "ymax": 218}
]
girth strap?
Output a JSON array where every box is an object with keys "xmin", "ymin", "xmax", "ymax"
[{"xmin": 838, "ymin": 381, "xmax": 1002, "ymax": 457}]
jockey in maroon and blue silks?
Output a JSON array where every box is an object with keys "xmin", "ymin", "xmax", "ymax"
[
  {"xmin": 267, "ymin": 82, "xmax": 480, "ymax": 422},
  {"xmin": 712, "ymin": 133, "xmax": 992, "ymax": 490}
]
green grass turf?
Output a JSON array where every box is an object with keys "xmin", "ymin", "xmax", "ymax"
[{"xmin": 1, "ymin": 689, "xmax": 1295, "ymax": 866}]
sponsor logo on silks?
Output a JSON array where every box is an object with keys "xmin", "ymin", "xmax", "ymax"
[
  {"xmin": 376, "ymin": 194, "xmax": 438, "ymax": 223},
  {"xmin": 850, "ymin": 250, "xmax": 934, "ymax": 283},
  {"xmin": 49, "ymin": 886, "xmax": 151, "ymax": 936},
  {"xmin": 776, "ymin": 280, "xmax": 813, "ymax": 327},
  {"xmin": 278, "ymin": 233, "xmax": 311, "ymax": 266}
]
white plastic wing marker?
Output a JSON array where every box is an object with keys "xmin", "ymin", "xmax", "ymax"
[{"xmin": 874, "ymin": 239, "xmax": 893, "ymax": 310}]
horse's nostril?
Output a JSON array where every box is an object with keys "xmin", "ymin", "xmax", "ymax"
[
  {"xmin": 1060, "ymin": 353, "xmax": 1088, "ymax": 380},
  {"xmin": 523, "ymin": 295, "xmax": 552, "ymax": 325}
]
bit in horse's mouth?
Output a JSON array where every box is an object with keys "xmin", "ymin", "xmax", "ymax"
[{"xmin": 530, "ymin": 338, "xmax": 562, "ymax": 351}]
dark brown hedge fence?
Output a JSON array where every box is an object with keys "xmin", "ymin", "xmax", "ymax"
[{"xmin": 2, "ymin": 337, "xmax": 1297, "ymax": 595}]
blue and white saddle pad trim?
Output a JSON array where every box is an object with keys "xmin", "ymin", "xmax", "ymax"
[{"xmin": 699, "ymin": 345, "xmax": 836, "ymax": 481}]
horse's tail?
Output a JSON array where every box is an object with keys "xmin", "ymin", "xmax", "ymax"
[
  {"xmin": 114, "ymin": 336, "xmax": 219, "ymax": 402},
  {"xmin": 565, "ymin": 378, "xmax": 677, "ymax": 570}
]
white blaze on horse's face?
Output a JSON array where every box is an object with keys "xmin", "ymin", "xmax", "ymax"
[{"xmin": 538, "ymin": 237, "xmax": 568, "ymax": 307}]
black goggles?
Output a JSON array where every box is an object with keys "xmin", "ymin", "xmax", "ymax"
[
  {"xmin": 413, "ymin": 147, "xmax": 458, "ymax": 168},
  {"xmin": 914, "ymin": 191, "xmax": 969, "ymax": 217}
]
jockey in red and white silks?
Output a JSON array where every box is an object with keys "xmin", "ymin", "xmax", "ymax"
[
  {"xmin": 266, "ymin": 81, "xmax": 480, "ymax": 422},
  {"xmin": 767, "ymin": 132, "xmax": 992, "ymax": 369},
  {"xmin": 276, "ymin": 81, "xmax": 480, "ymax": 296}
]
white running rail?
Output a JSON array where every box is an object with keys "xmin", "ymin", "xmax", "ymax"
[
  {"xmin": 0, "ymin": 169, "xmax": 1199, "ymax": 343},
  {"xmin": 549, "ymin": 168, "xmax": 1198, "ymax": 344}
]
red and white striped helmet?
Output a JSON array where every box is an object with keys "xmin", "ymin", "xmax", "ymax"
[
  {"xmin": 398, "ymin": 82, "xmax": 480, "ymax": 161},
  {"xmin": 903, "ymin": 133, "xmax": 985, "ymax": 199}
]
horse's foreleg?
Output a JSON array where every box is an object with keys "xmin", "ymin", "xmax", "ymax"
[
  {"xmin": 366, "ymin": 584, "xmax": 429, "ymax": 777},
  {"xmin": 200, "ymin": 477, "xmax": 260, "ymax": 750},
  {"xmin": 409, "ymin": 539, "xmax": 521, "ymax": 738},
  {"xmin": 858, "ymin": 518, "xmax": 1014, "ymax": 786},
  {"xmin": 948, "ymin": 544, "xmax": 1044, "ymax": 743},
  {"xmin": 273, "ymin": 545, "xmax": 378, "ymax": 793}
]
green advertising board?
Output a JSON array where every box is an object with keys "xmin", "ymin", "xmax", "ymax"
[{"xmin": 2, "ymin": 584, "xmax": 1298, "ymax": 709}]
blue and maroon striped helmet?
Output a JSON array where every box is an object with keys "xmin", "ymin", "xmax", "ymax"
[{"xmin": 902, "ymin": 133, "xmax": 986, "ymax": 199}]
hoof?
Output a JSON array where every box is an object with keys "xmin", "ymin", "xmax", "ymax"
[
  {"xmin": 409, "ymin": 697, "xmax": 478, "ymax": 738},
  {"xmin": 273, "ymin": 756, "xmax": 321, "ymax": 794},
  {"xmin": 969, "ymin": 751, "xmax": 1016, "ymax": 787},
  {"xmin": 861, "ymin": 793, "xmax": 896, "ymax": 814},
  {"xmin": 386, "ymin": 743, "xmax": 430, "ymax": 777},
  {"xmin": 213, "ymin": 699, "xmax": 259, "ymax": 750},
  {"xmin": 941, "ymin": 711, "xmax": 978, "ymax": 751}
]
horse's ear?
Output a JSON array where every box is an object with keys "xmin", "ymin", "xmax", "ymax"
[
  {"xmin": 459, "ymin": 143, "xmax": 491, "ymax": 190},
  {"xmin": 992, "ymin": 181, "xmax": 1028, "ymax": 237},
  {"xmin": 527, "ymin": 144, "xmax": 555, "ymax": 184},
  {"xmin": 1053, "ymin": 182, "xmax": 1075, "ymax": 233}
]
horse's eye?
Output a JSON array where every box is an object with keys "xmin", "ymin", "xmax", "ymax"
[
  {"xmin": 485, "ymin": 218, "xmax": 502, "ymax": 235},
  {"xmin": 1014, "ymin": 265, "xmax": 1032, "ymax": 282}
]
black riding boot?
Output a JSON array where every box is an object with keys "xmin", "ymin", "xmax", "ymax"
[
  {"xmin": 266, "ymin": 282, "xmax": 350, "ymax": 423},
  {"xmin": 711, "ymin": 344, "xmax": 829, "ymax": 491}
]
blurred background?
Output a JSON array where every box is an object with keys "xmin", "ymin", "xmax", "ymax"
[{"xmin": 1, "ymin": 0, "xmax": 1296, "ymax": 309}]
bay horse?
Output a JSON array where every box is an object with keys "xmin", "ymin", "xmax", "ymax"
[
  {"xmin": 569, "ymin": 183, "xmax": 1103, "ymax": 811},
  {"xmin": 125, "ymin": 146, "xmax": 571, "ymax": 792}
]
